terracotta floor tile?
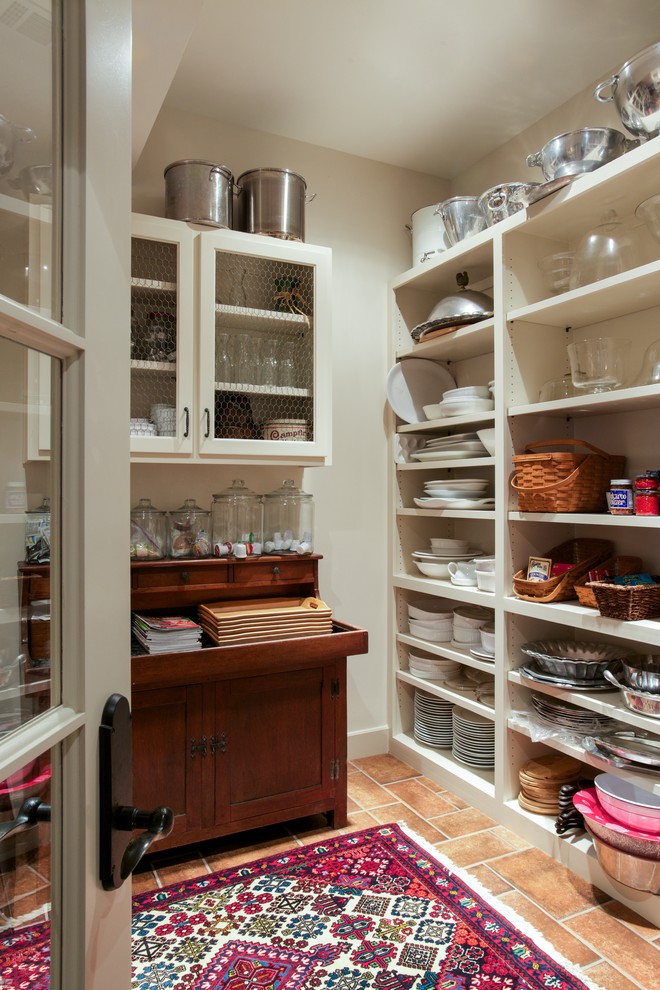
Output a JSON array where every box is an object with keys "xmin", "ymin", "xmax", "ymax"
[
  {"xmin": 579, "ymin": 960, "xmax": 648, "ymax": 990},
  {"xmin": 417, "ymin": 775, "xmax": 444, "ymax": 794},
  {"xmin": 462, "ymin": 864, "xmax": 513, "ymax": 896},
  {"xmin": 567, "ymin": 907, "xmax": 660, "ymax": 987},
  {"xmin": 488, "ymin": 825, "xmax": 533, "ymax": 851},
  {"xmin": 346, "ymin": 795, "xmax": 360, "ymax": 812},
  {"xmin": 132, "ymin": 870, "xmax": 159, "ymax": 894},
  {"xmin": 499, "ymin": 890, "xmax": 600, "ymax": 967},
  {"xmin": 434, "ymin": 831, "xmax": 521, "ymax": 867},
  {"xmin": 351, "ymin": 754, "xmax": 420, "ymax": 784},
  {"xmin": 385, "ymin": 778, "xmax": 457, "ymax": 818},
  {"xmin": 489, "ymin": 848, "xmax": 609, "ymax": 918},
  {"xmin": 435, "ymin": 787, "xmax": 470, "ymax": 810},
  {"xmin": 154, "ymin": 855, "xmax": 210, "ymax": 885},
  {"xmin": 369, "ymin": 801, "xmax": 448, "ymax": 845},
  {"xmin": 347, "ymin": 769, "xmax": 397, "ymax": 809},
  {"xmin": 429, "ymin": 807, "xmax": 496, "ymax": 838},
  {"xmin": 297, "ymin": 810, "xmax": 380, "ymax": 844},
  {"xmin": 598, "ymin": 898, "xmax": 660, "ymax": 941}
]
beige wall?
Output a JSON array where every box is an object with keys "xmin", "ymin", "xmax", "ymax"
[{"xmin": 132, "ymin": 107, "xmax": 449, "ymax": 754}]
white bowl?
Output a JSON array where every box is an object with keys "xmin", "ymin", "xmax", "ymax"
[
  {"xmin": 476, "ymin": 570, "xmax": 495, "ymax": 593},
  {"xmin": 438, "ymin": 398, "xmax": 495, "ymax": 418},
  {"xmin": 442, "ymin": 385, "xmax": 492, "ymax": 400},
  {"xmin": 472, "ymin": 556, "xmax": 495, "ymax": 572},
  {"xmin": 476, "ymin": 428, "xmax": 496, "ymax": 456},
  {"xmin": 425, "ymin": 489, "xmax": 486, "ymax": 498},
  {"xmin": 453, "ymin": 605, "xmax": 493, "ymax": 627},
  {"xmin": 408, "ymin": 618, "xmax": 453, "ymax": 641},
  {"xmin": 423, "ymin": 403, "xmax": 444, "ymax": 420},
  {"xmin": 595, "ymin": 774, "xmax": 660, "ymax": 833},
  {"xmin": 429, "ymin": 539, "xmax": 471, "ymax": 550},
  {"xmin": 452, "ymin": 626, "xmax": 483, "ymax": 644},
  {"xmin": 408, "ymin": 598, "xmax": 454, "ymax": 620},
  {"xmin": 413, "ymin": 559, "xmax": 452, "ymax": 578},
  {"xmin": 479, "ymin": 624, "xmax": 495, "ymax": 652}
]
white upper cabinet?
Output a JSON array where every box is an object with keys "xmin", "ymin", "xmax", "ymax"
[{"xmin": 130, "ymin": 215, "xmax": 332, "ymax": 465}]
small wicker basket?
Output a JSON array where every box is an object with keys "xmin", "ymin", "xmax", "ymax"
[
  {"xmin": 574, "ymin": 556, "xmax": 643, "ymax": 609},
  {"xmin": 586, "ymin": 578, "xmax": 660, "ymax": 621},
  {"xmin": 512, "ymin": 538, "xmax": 613, "ymax": 604},
  {"xmin": 510, "ymin": 439, "xmax": 625, "ymax": 513}
]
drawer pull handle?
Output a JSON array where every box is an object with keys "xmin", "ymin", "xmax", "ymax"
[
  {"xmin": 210, "ymin": 733, "xmax": 227, "ymax": 755},
  {"xmin": 190, "ymin": 736, "xmax": 207, "ymax": 758},
  {"xmin": 272, "ymin": 566, "xmax": 280, "ymax": 575},
  {"xmin": 204, "ymin": 407, "xmax": 211, "ymax": 438},
  {"xmin": 180, "ymin": 571, "xmax": 189, "ymax": 582},
  {"xmin": 183, "ymin": 406, "xmax": 190, "ymax": 438}
]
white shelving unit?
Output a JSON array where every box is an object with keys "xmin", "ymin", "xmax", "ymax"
[{"xmin": 388, "ymin": 138, "xmax": 660, "ymax": 925}]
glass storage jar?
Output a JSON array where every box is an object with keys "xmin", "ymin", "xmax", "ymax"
[
  {"xmin": 25, "ymin": 496, "xmax": 51, "ymax": 563},
  {"xmin": 168, "ymin": 499, "xmax": 212, "ymax": 558},
  {"xmin": 211, "ymin": 480, "xmax": 263, "ymax": 557},
  {"xmin": 263, "ymin": 479, "xmax": 314, "ymax": 554},
  {"xmin": 130, "ymin": 498, "xmax": 167, "ymax": 559}
]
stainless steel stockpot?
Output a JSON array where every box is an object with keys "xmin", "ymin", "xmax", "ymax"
[
  {"xmin": 235, "ymin": 168, "xmax": 313, "ymax": 242},
  {"xmin": 164, "ymin": 159, "xmax": 234, "ymax": 228}
]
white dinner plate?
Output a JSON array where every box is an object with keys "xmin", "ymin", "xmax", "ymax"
[
  {"xmin": 414, "ymin": 496, "xmax": 495, "ymax": 509},
  {"xmin": 411, "ymin": 450, "xmax": 483, "ymax": 462},
  {"xmin": 386, "ymin": 359, "xmax": 455, "ymax": 424}
]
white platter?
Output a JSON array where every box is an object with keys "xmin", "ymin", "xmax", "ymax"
[
  {"xmin": 386, "ymin": 359, "xmax": 455, "ymax": 424},
  {"xmin": 414, "ymin": 496, "xmax": 495, "ymax": 509},
  {"xmin": 411, "ymin": 450, "xmax": 481, "ymax": 462}
]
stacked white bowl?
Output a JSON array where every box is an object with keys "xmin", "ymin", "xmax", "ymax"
[
  {"xmin": 438, "ymin": 385, "xmax": 494, "ymax": 418},
  {"xmin": 411, "ymin": 538, "xmax": 482, "ymax": 579},
  {"xmin": 151, "ymin": 404, "xmax": 177, "ymax": 436},
  {"xmin": 407, "ymin": 598, "xmax": 453, "ymax": 642},
  {"xmin": 452, "ymin": 604, "xmax": 493, "ymax": 648},
  {"xmin": 473, "ymin": 555, "xmax": 496, "ymax": 592}
]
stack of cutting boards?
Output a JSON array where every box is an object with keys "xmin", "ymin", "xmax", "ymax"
[
  {"xmin": 198, "ymin": 596, "xmax": 333, "ymax": 646},
  {"xmin": 517, "ymin": 754, "xmax": 584, "ymax": 815}
]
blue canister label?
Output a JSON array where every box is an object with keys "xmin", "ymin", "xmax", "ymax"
[{"xmin": 608, "ymin": 484, "xmax": 633, "ymax": 513}]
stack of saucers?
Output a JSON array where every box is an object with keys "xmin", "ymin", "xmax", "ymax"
[
  {"xmin": 414, "ymin": 689, "xmax": 454, "ymax": 748},
  {"xmin": 452, "ymin": 706, "xmax": 495, "ymax": 768},
  {"xmin": 409, "ymin": 653, "xmax": 461, "ymax": 680}
]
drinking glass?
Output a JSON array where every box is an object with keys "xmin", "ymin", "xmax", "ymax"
[
  {"xmin": 278, "ymin": 339, "xmax": 295, "ymax": 387},
  {"xmin": 261, "ymin": 338, "xmax": 279, "ymax": 387},
  {"xmin": 215, "ymin": 331, "xmax": 233, "ymax": 383},
  {"xmin": 567, "ymin": 337, "xmax": 630, "ymax": 393}
]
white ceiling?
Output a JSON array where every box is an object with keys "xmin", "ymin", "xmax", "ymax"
[{"xmin": 135, "ymin": 0, "xmax": 660, "ymax": 178}]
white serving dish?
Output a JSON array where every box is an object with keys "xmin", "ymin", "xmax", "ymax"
[
  {"xmin": 438, "ymin": 397, "xmax": 494, "ymax": 418},
  {"xmin": 408, "ymin": 618, "xmax": 453, "ymax": 641},
  {"xmin": 476, "ymin": 569, "xmax": 495, "ymax": 592},
  {"xmin": 386, "ymin": 359, "xmax": 455, "ymax": 424},
  {"xmin": 423, "ymin": 403, "xmax": 444, "ymax": 420},
  {"xmin": 407, "ymin": 598, "xmax": 454, "ymax": 620},
  {"xmin": 425, "ymin": 479, "xmax": 488, "ymax": 491},
  {"xmin": 479, "ymin": 624, "xmax": 495, "ymax": 652},
  {"xmin": 476, "ymin": 428, "xmax": 496, "ymax": 456},
  {"xmin": 413, "ymin": 559, "xmax": 452, "ymax": 578},
  {"xmin": 453, "ymin": 605, "xmax": 493, "ymax": 627},
  {"xmin": 442, "ymin": 385, "xmax": 492, "ymax": 400},
  {"xmin": 594, "ymin": 774, "xmax": 660, "ymax": 833},
  {"xmin": 451, "ymin": 626, "xmax": 483, "ymax": 644}
]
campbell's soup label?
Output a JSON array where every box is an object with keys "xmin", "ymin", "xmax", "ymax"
[{"xmin": 263, "ymin": 421, "xmax": 309, "ymax": 441}]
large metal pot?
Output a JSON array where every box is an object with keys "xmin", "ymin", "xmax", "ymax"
[
  {"xmin": 477, "ymin": 181, "xmax": 540, "ymax": 226},
  {"xmin": 595, "ymin": 42, "xmax": 660, "ymax": 139},
  {"xmin": 235, "ymin": 168, "xmax": 312, "ymax": 241},
  {"xmin": 526, "ymin": 128, "xmax": 637, "ymax": 181},
  {"xmin": 435, "ymin": 196, "xmax": 487, "ymax": 245},
  {"xmin": 164, "ymin": 159, "xmax": 233, "ymax": 228},
  {"xmin": 405, "ymin": 204, "xmax": 450, "ymax": 266}
]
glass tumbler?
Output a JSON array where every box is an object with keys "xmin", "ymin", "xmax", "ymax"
[{"xmin": 567, "ymin": 337, "xmax": 630, "ymax": 393}]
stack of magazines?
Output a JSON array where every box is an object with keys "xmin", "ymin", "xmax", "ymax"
[{"xmin": 132, "ymin": 613, "xmax": 203, "ymax": 654}]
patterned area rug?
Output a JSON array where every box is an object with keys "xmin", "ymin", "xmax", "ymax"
[{"xmin": 0, "ymin": 823, "xmax": 599, "ymax": 989}]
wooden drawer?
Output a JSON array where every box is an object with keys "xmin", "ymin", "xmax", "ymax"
[
  {"xmin": 131, "ymin": 560, "xmax": 232, "ymax": 590},
  {"xmin": 233, "ymin": 557, "xmax": 316, "ymax": 588}
]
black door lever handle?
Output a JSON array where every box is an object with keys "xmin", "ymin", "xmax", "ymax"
[
  {"xmin": 0, "ymin": 796, "xmax": 50, "ymax": 842},
  {"xmin": 115, "ymin": 804, "xmax": 174, "ymax": 881}
]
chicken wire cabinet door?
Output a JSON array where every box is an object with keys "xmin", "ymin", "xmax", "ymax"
[
  {"xmin": 198, "ymin": 230, "xmax": 332, "ymax": 464},
  {"xmin": 130, "ymin": 215, "xmax": 195, "ymax": 456}
]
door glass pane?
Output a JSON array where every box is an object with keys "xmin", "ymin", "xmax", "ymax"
[
  {"xmin": 0, "ymin": 0, "xmax": 59, "ymax": 320},
  {"xmin": 1, "ymin": 336, "xmax": 59, "ymax": 726},
  {"xmin": 0, "ymin": 747, "xmax": 53, "ymax": 975}
]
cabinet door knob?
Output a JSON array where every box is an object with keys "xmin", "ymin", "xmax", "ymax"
[
  {"xmin": 272, "ymin": 566, "xmax": 280, "ymax": 575},
  {"xmin": 180, "ymin": 571, "xmax": 189, "ymax": 582}
]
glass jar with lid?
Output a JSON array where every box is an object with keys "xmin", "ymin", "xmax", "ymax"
[
  {"xmin": 211, "ymin": 480, "xmax": 263, "ymax": 557},
  {"xmin": 168, "ymin": 499, "xmax": 212, "ymax": 558},
  {"xmin": 263, "ymin": 479, "xmax": 314, "ymax": 554},
  {"xmin": 130, "ymin": 498, "xmax": 167, "ymax": 559},
  {"xmin": 25, "ymin": 496, "xmax": 51, "ymax": 563}
]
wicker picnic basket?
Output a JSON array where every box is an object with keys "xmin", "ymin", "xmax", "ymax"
[
  {"xmin": 512, "ymin": 538, "xmax": 613, "ymax": 604},
  {"xmin": 586, "ymin": 578, "xmax": 660, "ymax": 621},
  {"xmin": 574, "ymin": 555, "xmax": 643, "ymax": 608},
  {"xmin": 510, "ymin": 439, "xmax": 625, "ymax": 513}
]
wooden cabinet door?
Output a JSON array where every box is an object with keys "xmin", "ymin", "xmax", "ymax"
[
  {"xmin": 132, "ymin": 685, "xmax": 205, "ymax": 840},
  {"xmin": 213, "ymin": 662, "xmax": 336, "ymax": 827}
]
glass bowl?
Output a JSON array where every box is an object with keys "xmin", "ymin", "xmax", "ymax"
[
  {"xmin": 567, "ymin": 337, "xmax": 630, "ymax": 393},
  {"xmin": 636, "ymin": 193, "xmax": 660, "ymax": 242},
  {"xmin": 538, "ymin": 374, "xmax": 576, "ymax": 401},
  {"xmin": 538, "ymin": 251, "xmax": 575, "ymax": 294},
  {"xmin": 634, "ymin": 339, "xmax": 660, "ymax": 385},
  {"xmin": 569, "ymin": 218, "xmax": 640, "ymax": 289}
]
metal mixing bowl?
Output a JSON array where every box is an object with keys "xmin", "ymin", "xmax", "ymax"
[
  {"xmin": 526, "ymin": 127, "xmax": 637, "ymax": 181},
  {"xmin": 620, "ymin": 654, "xmax": 660, "ymax": 693},
  {"xmin": 594, "ymin": 42, "xmax": 660, "ymax": 139}
]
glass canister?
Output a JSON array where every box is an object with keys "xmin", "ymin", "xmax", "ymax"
[
  {"xmin": 130, "ymin": 498, "xmax": 167, "ymax": 559},
  {"xmin": 262, "ymin": 479, "xmax": 314, "ymax": 554},
  {"xmin": 25, "ymin": 496, "xmax": 51, "ymax": 563},
  {"xmin": 168, "ymin": 499, "xmax": 212, "ymax": 558},
  {"xmin": 211, "ymin": 480, "xmax": 263, "ymax": 557}
]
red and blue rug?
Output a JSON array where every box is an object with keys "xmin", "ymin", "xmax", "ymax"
[{"xmin": 0, "ymin": 823, "xmax": 599, "ymax": 989}]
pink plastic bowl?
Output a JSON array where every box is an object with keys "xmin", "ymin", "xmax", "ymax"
[
  {"xmin": 594, "ymin": 773, "xmax": 660, "ymax": 834},
  {"xmin": 573, "ymin": 787, "xmax": 660, "ymax": 858}
]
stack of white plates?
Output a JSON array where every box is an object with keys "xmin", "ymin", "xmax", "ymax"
[
  {"xmin": 409, "ymin": 653, "xmax": 461, "ymax": 680},
  {"xmin": 414, "ymin": 476, "xmax": 494, "ymax": 509},
  {"xmin": 411, "ymin": 544, "xmax": 483, "ymax": 579},
  {"xmin": 452, "ymin": 706, "xmax": 495, "ymax": 768},
  {"xmin": 414, "ymin": 689, "xmax": 454, "ymax": 748},
  {"xmin": 412, "ymin": 433, "xmax": 489, "ymax": 461}
]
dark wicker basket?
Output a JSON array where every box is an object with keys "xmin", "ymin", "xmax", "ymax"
[
  {"xmin": 575, "ymin": 556, "xmax": 643, "ymax": 609},
  {"xmin": 586, "ymin": 578, "xmax": 660, "ymax": 621},
  {"xmin": 512, "ymin": 538, "xmax": 613, "ymax": 604},
  {"xmin": 511, "ymin": 439, "xmax": 625, "ymax": 513}
]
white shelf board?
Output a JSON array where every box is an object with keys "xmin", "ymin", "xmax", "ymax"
[
  {"xmin": 393, "ymin": 573, "xmax": 497, "ymax": 608},
  {"xmin": 397, "ymin": 632, "xmax": 496, "ymax": 674},
  {"xmin": 215, "ymin": 303, "xmax": 308, "ymax": 333},
  {"xmin": 390, "ymin": 730, "xmax": 495, "ymax": 796},
  {"xmin": 398, "ymin": 669, "xmax": 494, "ymax": 720},
  {"xmin": 396, "ymin": 318, "xmax": 495, "ymax": 362},
  {"xmin": 398, "ymin": 507, "xmax": 496, "ymax": 521},
  {"xmin": 130, "ymin": 359, "xmax": 176, "ymax": 373},
  {"xmin": 508, "ymin": 511, "xmax": 660, "ymax": 528},
  {"xmin": 391, "ymin": 224, "xmax": 501, "ymax": 293},
  {"xmin": 510, "ymin": 382, "xmax": 660, "ymax": 418},
  {"xmin": 504, "ymin": 595, "xmax": 660, "ymax": 649},
  {"xmin": 214, "ymin": 381, "xmax": 311, "ymax": 397},
  {"xmin": 398, "ymin": 414, "xmax": 495, "ymax": 435},
  {"xmin": 131, "ymin": 278, "xmax": 176, "ymax": 292},
  {"xmin": 508, "ymin": 261, "xmax": 660, "ymax": 329}
]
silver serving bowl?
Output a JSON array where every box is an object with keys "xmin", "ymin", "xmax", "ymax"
[
  {"xmin": 595, "ymin": 42, "xmax": 660, "ymax": 139},
  {"xmin": 603, "ymin": 669, "xmax": 660, "ymax": 718},
  {"xmin": 521, "ymin": 639, "xmax": 630, "ymax": 680},
  {"xmin": 620, "ymin": 655, "xmax": 660, "ymax": 693},
  {"xmin": 477, "ymin": 181, "xmax": 540, "ymax": 226},
  {"xmin": 526, "ymin": 127, "xmax": 637, "ymax": 181},
  {"xmin": 435, "ymin": 196, "xmax": 487, "ymax": 245}
]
